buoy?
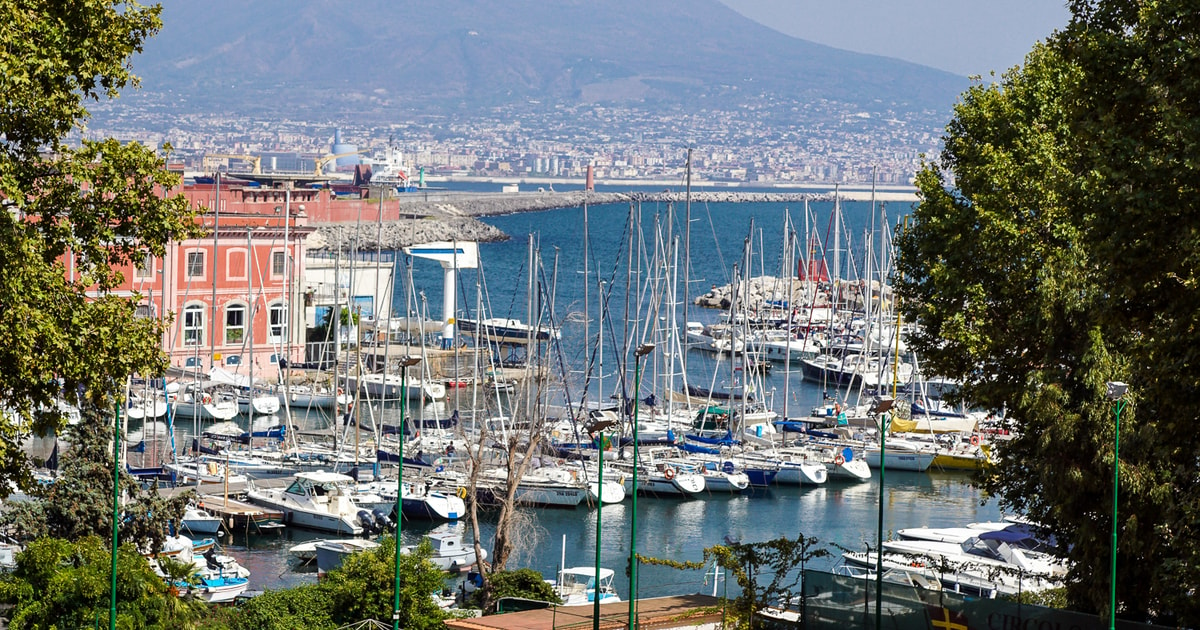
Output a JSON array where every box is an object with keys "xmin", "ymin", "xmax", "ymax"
[
  {"xmin": 664, "ymin": 467, "xmax": 677, "ymax": 480},
  {"xmin": 834, "ymin": 454, "xmax": 846, "ymax": 466},
  {"xmin": 970, "ymin": 435, "xmax": 981, "ymax": 446},
  {"xmin": 456, "ymin": 486, "xmax": 468, "ymax": 500}
]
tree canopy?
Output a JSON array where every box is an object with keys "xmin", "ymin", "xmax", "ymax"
[
  {"xmin": 0, "ymin": 0, "xmax": 199, "ymax": 490},
  {"xmin": 896, "ymin": 0, "xmax": 1200, "ymax": 623},
  {"xmin": 0, "ymin": 407, "xmax": 191, "ymax": 553}
]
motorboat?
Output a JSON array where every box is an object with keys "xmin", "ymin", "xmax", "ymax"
[
  {"xmin": 550, "ymin": 567, "xmax": 621, "ymax": 606},
  {"xmin": 403, "ymin": 527, "xmax": 485, "ymax": 573},
  {"xmin": 181, "ymin": 504, "xmax": 222, "ymax": 535},
  {"xmin": 246, "ymin": 471, "xmax": 365, "ymax": 535},
  {"xmin": 315, "ymin": 538, "xmax": 381, "ymax": 575},
  {"xmin": 355, "ymin": 479, "xmax": 467, "ymax": 521},
  {"xmin": 842, "ymin": 526, "xmax": 1067, "ymax": 598},
  {"xmin": 457, "ymin": 317, "xmax": 560, "ymax": 344}
]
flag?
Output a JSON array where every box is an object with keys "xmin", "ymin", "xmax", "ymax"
[{"xmin": 925, "ymin": 605, "xmax": 970, "ymax": 630}]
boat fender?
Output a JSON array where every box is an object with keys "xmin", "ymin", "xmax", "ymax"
[
  {"xmin": 456, "ymin": 486, "xmax": 468, "ymax": 500},
  {"xmin": 834, "ymin": 454, "xmax": 846, "ymax": 466},
  {"xmin": 570, "ymin": 470, "xmax": 578, "ymax": 482},
  {"xmin": 664, "ymin": 467, "xmax": 676, "ymax": 480},
  {"xmin": 970, "ymin": 435, "xmax": 981, "ymax": 446}
]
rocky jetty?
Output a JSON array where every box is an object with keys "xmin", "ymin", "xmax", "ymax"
[
  {"xmin": 307, "ymin": 216, "xmax": 508, "ymax": 251},
  {"xmin": 693, "ymin": 275, "xmax": 816, "ymax": 310},
  {"xmin": 306, "ymin": 189, "xmax": 842, "ymax": 251}
]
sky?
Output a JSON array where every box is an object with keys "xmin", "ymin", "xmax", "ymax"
[{"xmin": 718, "ymin": 0, "xmax": 1071, "ymax": 77}]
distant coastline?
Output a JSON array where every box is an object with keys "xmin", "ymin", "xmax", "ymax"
[{"xmin": 309, "ymin": 187, "xmax": 920, "ymax": 251}]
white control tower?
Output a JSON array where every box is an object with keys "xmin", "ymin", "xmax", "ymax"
[{"xmin": 404, "ymin": 241, "xmax": 479, "ymax": 349}]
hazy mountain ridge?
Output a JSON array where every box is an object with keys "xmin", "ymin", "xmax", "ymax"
[{"xmin": 135, "ymin": 0, "xmax": 968, "ymax": 114}]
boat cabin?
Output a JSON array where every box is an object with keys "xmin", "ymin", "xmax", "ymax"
[{"xmin": 286, "ymin": 471, "xmax": 355, "ymax": 498}]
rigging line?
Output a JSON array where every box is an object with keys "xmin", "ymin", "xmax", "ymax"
[{"xmin": 702, "ymin": 200, "xmax": 730, "ymax": 285}]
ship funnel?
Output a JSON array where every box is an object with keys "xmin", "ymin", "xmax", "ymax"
[{"xmin": 404, "ymin": 242, "xmax": 479, "ymax": 349}]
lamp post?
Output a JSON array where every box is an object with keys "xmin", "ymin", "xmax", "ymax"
[
  {"xmin": 110, "ymin": 402, "xmax": 122, "ymax": 630},
  {"xmin": 628, "ymin": 343, "xmax": 655, "ymax": 630},
  {"xmin": 593, "ymin": 429, "xmax": 605, "ymax": 630},
  {"xmin": 870, "ymin": 396, "xmax": 893, "ymax": 630},
  {"xmin": 394, "ymin": 355, "xmax": 422, "ymax": 630},
  {"xmin": 1106, "ymin": 380, "xmax": 1128, "ymax": 630}
]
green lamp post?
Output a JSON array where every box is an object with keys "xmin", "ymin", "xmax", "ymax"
[
  {"xmin": 1106, "ymin": 380, "xmax": 1127, "ymax": 630},
  {"xmin": 393, "ymin": 355, "xmax": 422, "ymax": 630},
  {"xmin": 628, "ymin": 342, "xmax": 655, "ymax": 630}
]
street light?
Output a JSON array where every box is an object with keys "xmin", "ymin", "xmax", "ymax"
[
  {"xmin": 628, "ymin": 342, "xmax": 655, "ymax": 630},
  {"xmin": 1106, "ymin": 381, "xmax": 1128, "ymax": 630},
  {"xmin": 870, "ymin": 395, "xmax": 893, "ymax": 630},
  {"xmin": 588, "ymin": 416, "xmax": 617, "ymax": 630},
  {"xmin": 393, "ymin": 355, "xmax": 422, "ymax": 630}
]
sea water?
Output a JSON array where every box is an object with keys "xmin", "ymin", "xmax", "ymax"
[{"xmin": 141, "ymin": 197, "xmax": 1004, "ymax": 596}]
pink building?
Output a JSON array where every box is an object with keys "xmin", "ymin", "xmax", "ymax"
[{"xmin": 114, "ymin": 178, "xmax": 318, "ymax": 380}]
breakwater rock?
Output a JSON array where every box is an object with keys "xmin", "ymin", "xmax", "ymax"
[
  {"xmin": 307, "ymin": 216, "xmax": 508, "ymax": 251},
  {"xmin": 693, "ymin": 275, "xmax": 839, "ymax": 310},
  {"xmin": 306, "ymin": 190, "xmax": 840, "ymax": 252}
]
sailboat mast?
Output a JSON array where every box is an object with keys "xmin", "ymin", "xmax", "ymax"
[{"xmin": 682, "ymin": 148, "xmax": 692, "ymax": 378}]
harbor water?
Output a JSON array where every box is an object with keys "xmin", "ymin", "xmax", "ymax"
[{"xmin": 131, "ymin": 196, "xmax": 1003, "ymax": 598}]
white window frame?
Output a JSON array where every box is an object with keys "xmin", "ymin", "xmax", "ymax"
[
  {"xmin": 268, "ymin": 302, "xmax": 287, "ymax": 344},
  {"xmin": 225, "ymin": 303, "xmax": 247, "ymax": 346},
  {"xmin": 182, "ymin": 304, "xmax": 205, "ymax": 347}
]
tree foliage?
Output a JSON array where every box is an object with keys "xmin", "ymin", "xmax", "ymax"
[
  {"xmin": 470, "ymin": 568, "xmax": 561, "ymax": 612},
  {"xmin": 0, "ymin": 406, "xmax": 191, "ymax": 553},
  {"xmin": 896, "ymin": 0, "xmax": 1200, "ymax": 623},
  {"xmin": 316, "ymin": 537, "xmax": 448, "ymax": 629},
  {"xmin": 639, "ymin": 532, "xmax": 829, "ymax": 629},
  {"xmin": 230, "ymin": 584, "xmax": 336, "ymax": 630},
  {"xmin": 0, "ymin": 0, "xmax": 200, "ymax": 492},
  {"xmin": 0, "ymin": 536, "xmax": 206, "ymax": 629}
]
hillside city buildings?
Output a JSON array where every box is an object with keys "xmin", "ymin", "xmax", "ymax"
[{"xmin": 88, "ymin": 96, "xmax": 945, "ymax": 187}]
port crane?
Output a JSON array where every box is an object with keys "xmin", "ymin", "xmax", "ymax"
[
  {"xmin": 313, "ymin": 149, "xmax": 368, "ymax": 176},
  {"xmin": 202, "ymin": 153, "xmax": 262, "ymax": 174}
]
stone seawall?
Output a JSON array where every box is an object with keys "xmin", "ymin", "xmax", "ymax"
[{"xmin": 306, "ymin": 190, "xmax": 852, "ymax": 251}]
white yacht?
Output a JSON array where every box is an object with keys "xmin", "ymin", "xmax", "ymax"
[
  {"xmin": 246, "ymin": 471, "xmax": 365, "ymax": 535},
  {"xmin": 550, "ymin": 567, "xmax": 621, "ymax": 606}
]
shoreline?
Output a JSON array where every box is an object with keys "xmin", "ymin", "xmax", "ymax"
[{"xmin": 308, "ymin": 189, "xmax": 920, "ymax": 251}]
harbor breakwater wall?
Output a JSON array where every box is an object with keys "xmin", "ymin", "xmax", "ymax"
[{"xmin": 307, "ymin": 190, "xmax": 846, "ymax": 251}]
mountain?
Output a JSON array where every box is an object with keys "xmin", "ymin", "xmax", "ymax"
[{"xmin": 134, "ymin": 0, "xmax": 967, "ymax": 114}]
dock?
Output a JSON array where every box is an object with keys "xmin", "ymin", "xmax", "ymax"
[{"xmin": 160, "ymin": 478, "xmax": 290, "ymax": 535}]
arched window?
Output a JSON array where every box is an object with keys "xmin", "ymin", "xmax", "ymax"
[
  {"xmin": 225, "ymin": 303, "xmax": 247, "ymax": 345},
  {"xmin": 183, "ymin": 304, "xmax": 204, "ymax": 347},
  {"xmin": 268, "ymin": 302, "xmax": 287, "ymax": 343}
]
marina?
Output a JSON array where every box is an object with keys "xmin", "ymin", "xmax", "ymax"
[{"xmin": 68, "ymin": 194, "xmax": 1015, "ymax": 604}]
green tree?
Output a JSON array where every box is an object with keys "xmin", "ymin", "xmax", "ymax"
[
  {"xmin": 0, "ymin": 536, "xmax": 206, "ymax": 629},
  {"xmin": 230, "ymin": 584, "xmax": 336, "ymax": 630},
  {"xmin": 895, "ymin": 1, "xmax": 1200, "ymax": 623},
  {"xmin": 638, "ymin": 532, "xmax": 829, "ymax": 629},
  {"xmin": 0, "ymin": 406, "xmax": 192, "ymax": 553},
  {"xmin": 0, "ymin": 0, "xmax": 199, "ymax": 491},
  {"xmin": 470, "ymin": 568, "xmax": 561, "ymax": 612},
  {"xmin": 318, "ymin": 537, "xmax": 448, "ymax": 629}
]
